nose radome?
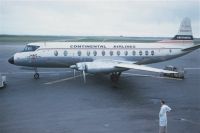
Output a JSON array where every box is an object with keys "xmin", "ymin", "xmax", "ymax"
[{"xmin": 8, "ymin": 56, "xmax": 14, "ymax": 64}]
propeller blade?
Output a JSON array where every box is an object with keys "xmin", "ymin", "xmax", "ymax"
[
  {"xmin": 82, "ymin": 70, "xmax": 86, "ymax": 83},
  {"xmin": 73, "ymin": 69, "xmax": 76, "ymax": 79}
]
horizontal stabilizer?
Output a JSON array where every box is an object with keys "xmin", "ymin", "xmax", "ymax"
[{"xmin": 182, "ymin": 44, "xmax": 200, "ymax": 51}]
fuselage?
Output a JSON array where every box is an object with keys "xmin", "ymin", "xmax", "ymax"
[{"xmin": 12, "ymin": 41, "xmax": 193, "ymax": 68}]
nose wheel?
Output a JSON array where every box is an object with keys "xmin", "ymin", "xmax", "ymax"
[
  {"xmin": 34, "ymin": 67, "xmax": 39, "ymax": 79},
  {"xmin": 34, "ymin": 73, "xmax": 40, "ymax": 79}
]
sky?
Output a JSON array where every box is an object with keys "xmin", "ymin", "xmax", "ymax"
[{"xmin": 0, "ymin": 0, "xmax": 199, "ymax": 37}]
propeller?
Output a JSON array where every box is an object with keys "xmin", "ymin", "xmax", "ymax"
[
  {"xmin": 80, "ymin": 63, "xmax": 86, "ymax": 83},
  {"xmin": 73, "ymin": 69, "xmax": 76, "ymax": 79},
  {"xmin": 82, "ymin": 70, "xmax": 86, "ymax": 83},
  {"xmin": 70, "ymin": 65, "xmax": 77, "ymax": 80},
  {"xmin": 70, "ymin": 63, "xmax": 87, "ymax": 83}
]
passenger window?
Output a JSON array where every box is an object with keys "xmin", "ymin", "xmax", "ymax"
[
  {"xmin": 93, "ymin": 51, "xmax": 97, "ymax": 56},
  {"xmin": 102, "ymin": 51, "xmax": 105, "ymax": 56},
  {"xmin": 110, "ymin": 51, "xmax": 113, "ymax": 56},
  {"xmin": 77, "ymin": 51, "xmax": 81, "ymax": 56},
  {"xmin": 117, "ymin": 51, "xmax": 120, "ymax": 56},
  {"xmin": 63, "ymin": 50, "xmax": 68, "ymax": 56},
  {"xmin": 139, "ymin": 50, "xmax": 142, "ymax": 56},
  {"xmin": 145, "ymin": 51, "xmax": 148, "ymax": 56},
  {"xmin": 87, "ymin": 51, "xmax": 90, "ymax": 56},
  {"xmin": 54, "ymin": 50, "xmax": 58, "ymax": 56},
  {"xmin": 124, "ymin": 51, "xmax": 128, "ymax": 56},
  {"xmin": 151, "ymin": 50, "xmax": 154, "ymax": 56}
]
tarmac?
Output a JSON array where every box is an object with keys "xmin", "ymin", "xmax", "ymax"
[{"xmin": 0, "ymin": 42, "xmax": 200, "ymax": 133}]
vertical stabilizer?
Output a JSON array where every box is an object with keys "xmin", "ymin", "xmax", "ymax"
[{"xmin": 172, "ymin": 18, "xmax": 193, "ymax": 40}]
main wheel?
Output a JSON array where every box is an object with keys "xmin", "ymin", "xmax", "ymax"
[
  {"xmin": 110, "ymin": 73, "xmax": 119, "ymax": 82},
  {"xmin": 3, "ymin": 82, "xmax": 7, "ymax": 87},
  {"xmin": 34, "ymin": 73, "xmax": 40, "ymax": 79}
]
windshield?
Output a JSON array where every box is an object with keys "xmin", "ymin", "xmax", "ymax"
[{"xmin": 23, "ymin": 45, "xmax": 40, "ymax": 52}]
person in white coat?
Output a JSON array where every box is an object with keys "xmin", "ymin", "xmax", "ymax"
[{"xmin": 159, "ymin": 100, "xmax": 171, "ymax": 133}]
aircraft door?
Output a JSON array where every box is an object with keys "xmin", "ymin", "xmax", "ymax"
[{"xmin": 28, "ymin": 53, "xmax": 39, "ymax": 66}]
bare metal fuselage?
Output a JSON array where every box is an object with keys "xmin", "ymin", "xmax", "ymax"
[{"xmin": 13, "ymin": 42, "xmax": 192, "ymax": 68}]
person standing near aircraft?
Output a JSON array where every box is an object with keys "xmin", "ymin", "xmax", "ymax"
[{"xmin": 159, "ymin": 100, "xmax": 171, "ymax": 133}]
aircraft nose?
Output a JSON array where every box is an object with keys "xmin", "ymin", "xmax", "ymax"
[{"xmin": 8, "ymin": 56, "xmax": 14, "ymax": 64}]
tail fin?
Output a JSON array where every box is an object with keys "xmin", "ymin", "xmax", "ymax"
[{"xmin": 172, "ymin": 17, "xmax": 193, "ymax": 40}]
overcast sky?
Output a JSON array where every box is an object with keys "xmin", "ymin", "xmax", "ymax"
[{"xmin": 0, "ymin": 0, "xmax": 199, "ymax": 37}]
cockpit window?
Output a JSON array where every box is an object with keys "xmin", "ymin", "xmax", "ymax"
[{"xmin": 23, "ymin": 45, "xmax": 40, "ymax": 52}]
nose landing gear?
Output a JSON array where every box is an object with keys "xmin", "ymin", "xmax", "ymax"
[
  {"xmin": 34, "ymin": 68, "xmax": 39, "ymax": 79},
  {"xmin": 34, "ymin": 73, "xmax": 39, "ymax": 79}
]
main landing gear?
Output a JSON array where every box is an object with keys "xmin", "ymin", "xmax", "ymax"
[
  {"xmin": 110, "ymin": 72, "xmax": 121, "ymax": 82},
  {"xmin": 34, "ymin": 68, "xmax": 39, "ymax": 79}
]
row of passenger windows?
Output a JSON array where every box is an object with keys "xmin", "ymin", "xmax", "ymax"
[{"xmin": 54, "ymin": 50, "xmax": 156, "ymax": 56}]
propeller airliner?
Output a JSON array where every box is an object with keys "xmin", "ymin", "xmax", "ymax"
[{"xmin": 8, "ymin": 18, "xmax": 200, "ymax": 82}]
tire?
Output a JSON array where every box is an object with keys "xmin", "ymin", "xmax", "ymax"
[
  {"xmin": 34, "ymin": 73, "xmax": 40, "ymax": 79},
  {"xmin": 3, "ymin": 82, "xmax": 6, "ymax": 87}
]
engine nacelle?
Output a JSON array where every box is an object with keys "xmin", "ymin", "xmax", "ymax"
[{"xmin": 75, "ymin": 61, "xmax": 125, "ymax": 73}]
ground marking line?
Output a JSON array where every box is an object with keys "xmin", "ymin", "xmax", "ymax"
[
  {"xmin": 44, "ymin": 74, "xmax": 83, "ymax": 85},
  {"xmin": 176, "ymin": 118, "xmax": 200, "ymax": 125},
  {"xmin": 0, "ymin": 71, "xmax": 72, "ymax": 75},
  {"xmin": 184, "ymin": 68, "xmax": 200, "ymax": 70}
]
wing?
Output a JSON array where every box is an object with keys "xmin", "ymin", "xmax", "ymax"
[
  {"xmin": 71, "ymin": 59, "xmax": 177, "ymax": 74},
  {"xmin": 115, "ymin": 62, "xmax": 177, "ymax": 74}
]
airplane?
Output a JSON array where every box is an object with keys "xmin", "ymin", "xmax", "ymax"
[{"xmin": 8, "ymin": 18, "xmax": 200, "ymax": 83}]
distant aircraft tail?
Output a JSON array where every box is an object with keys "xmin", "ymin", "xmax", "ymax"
[{"xmin": 172, "ymin": 17, "xmax": 193, "ymax": 40}]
